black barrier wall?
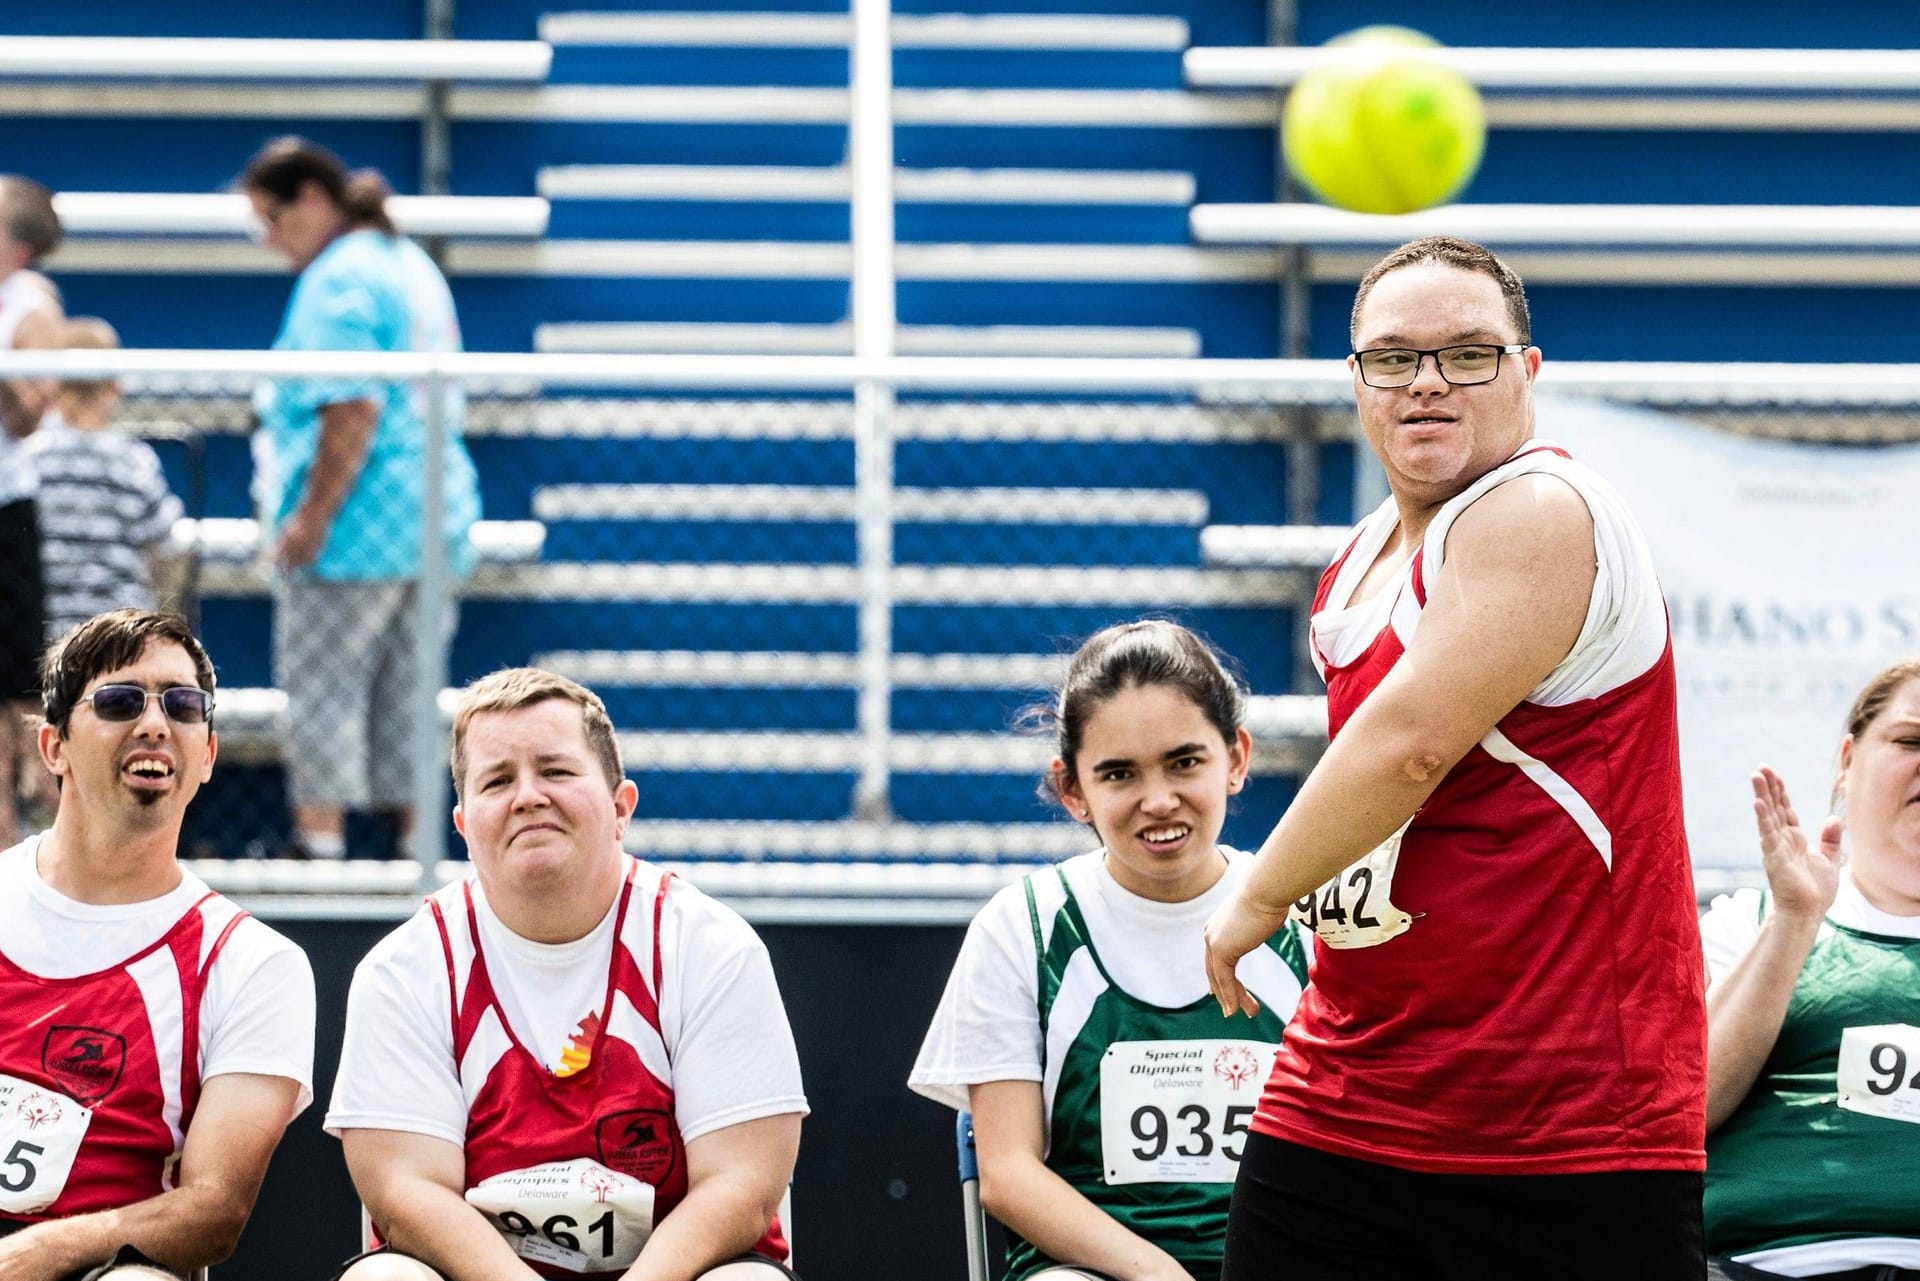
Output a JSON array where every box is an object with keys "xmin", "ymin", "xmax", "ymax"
[{"xmin": 223, "ymin": 917, "xmax": 999, "ymax": 1281}]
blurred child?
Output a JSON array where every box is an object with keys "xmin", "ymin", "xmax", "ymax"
[
  {"xmin": 24, "ymin": 318, "xmax": 184, "ymax": 640},
  {"xmin": 0, "ymin": 174, "xmax": 63, "ymax": 846}
]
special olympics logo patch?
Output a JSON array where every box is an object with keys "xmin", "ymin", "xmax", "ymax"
[
  {"xmin": 579, "ymin": 1167, "xmax": 621, "ymax": 1204},
  {"xmin": 1212, "ymin": 1045, "xmax": 1259, "ymax": 1091},
  {"xmin": 16, "ymin": 1091, "xmax": 62, "ymax": 1130}
]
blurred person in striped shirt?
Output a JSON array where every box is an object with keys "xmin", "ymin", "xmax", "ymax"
[{"xmin": 25, "ymin": 318, "xmax": 185, "ymax": 642}]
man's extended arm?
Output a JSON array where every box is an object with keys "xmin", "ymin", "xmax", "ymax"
[
  {"xmin": 0, "ymin": 1073, "xmax": 301, "ymax": 1281},
  {"xmin": 276, "ymin": 397, "xmax": 378, "ymax": 569},
  {"xmin": 1207, "ymin": 475, "xmax": 1597, "ymax": 1010}
]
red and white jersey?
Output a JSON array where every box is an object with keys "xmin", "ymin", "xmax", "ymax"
[
  {"xmin": 427, "ymin": 862, "xmax": 788, "ymax": 1275},
  {"xmin": 0, "ymin": 891, "xmax": 249, "ymax": 1219},
  {"xmin": 1252, "ymin": 440, "xmax": 1708, "ymax": 1175}
]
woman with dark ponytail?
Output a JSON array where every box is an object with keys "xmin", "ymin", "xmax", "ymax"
[
  {"xmin": 241, "ymin": 135, "xmax": 481, "ymax": 862},
  {"xmin": 911, "ymin": 620, "xmax": 1310, "ymax": 1281}
]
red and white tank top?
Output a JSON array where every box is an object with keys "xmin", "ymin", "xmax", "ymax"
[
  {"xmin": 0, "ymin": 891, "xmax": 248, "ymax": 1220},
  {"xmin": 1252, "ymin": 440, "xmax": 1708, "ymax": 1175},
  {"xmin": 428, "ymin": 860, "xmax": 788, "ymax": 1275}
]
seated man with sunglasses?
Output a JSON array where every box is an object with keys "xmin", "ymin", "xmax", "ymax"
[{"xmin": 0, "ymin": 609, "xmax": 316, "ymax": 1281}]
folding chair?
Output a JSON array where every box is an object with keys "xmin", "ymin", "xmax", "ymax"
[{"xmin": 957, "ymin": 1111, "xmax": 990, "ymax": 1281}]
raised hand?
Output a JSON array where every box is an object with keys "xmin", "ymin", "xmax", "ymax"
[{"xmin": 1751, "ymin": 765, "xmax": 1843, "ymax": 923}]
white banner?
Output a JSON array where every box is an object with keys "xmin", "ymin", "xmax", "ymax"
[{"xmin": 1541, "ymin": 398, "xmax": 1920, "ymax": 869}]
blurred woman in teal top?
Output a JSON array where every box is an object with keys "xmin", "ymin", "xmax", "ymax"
[{"xmin": 243, "ymin": 136, "xmax": 481, "ymax": 862}]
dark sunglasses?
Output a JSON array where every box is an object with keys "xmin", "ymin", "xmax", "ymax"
[{"xmin": 81, "ymin": 684, "xmax": 214, "ymax": 725}]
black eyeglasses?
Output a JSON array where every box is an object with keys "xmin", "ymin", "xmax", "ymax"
[
  {"xmin": 1353, "ymin": 344, "xmax": 1529, "ymax": 389},
  {"xmin": 80, "ymin": 685, "xmax": 214, "ymax": 725}
]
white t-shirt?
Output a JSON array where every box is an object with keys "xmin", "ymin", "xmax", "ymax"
[
  {"xmin": 326, "ymin": 864, "xmax": 809, "ymax": 1149},
  {"xmin": 909, "ymin": 848, "xmax": 1306, "ymax": 1111},
  {"xmin": 0, "ymin": 837, "xmax": 317, "ymax": 1112},
  {"xmin": 1701, "ymin": 868, "xmax": 1920, "ymax": 1276},
  {"xmin": 1701, "ymin": 868, "xmax": 1920, "ymax": 984}
]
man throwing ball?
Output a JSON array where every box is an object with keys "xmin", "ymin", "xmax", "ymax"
[
  {"xmin": 327, "ymin": 668, "xmax": 807, "ymax": 1281},
  {"xmin": 1204, "ymin": 237, "xmax": 1706, "ymax": 1279},
  {"xmin": 0, "ymin": 610, "xmax": 316, "ymax": 1281}
]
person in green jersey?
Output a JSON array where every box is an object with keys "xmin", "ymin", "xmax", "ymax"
[
  {"xmin": 910, "ymin": 620, "xmax": 1309, "ymax": 1281},
  {"xmin": 1703, "ymin": 659, "xmax": 1920, "ymax": 1281}
]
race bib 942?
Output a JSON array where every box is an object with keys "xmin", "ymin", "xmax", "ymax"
[
  {"xmin": 1838, "ymin": 1024, "xmax": 1920, "ymax": 1125},
  {"xmin": 1099, "ymin": 1040, "xmax": 1277, "ymax": 1185},
  {"xmin": 465, "ymin": 1158, "xmax": 656, "ymax": 1273},
  {"xmin": 1288, "ymin": 819, "xmax": 1415, "ymax": 949}
]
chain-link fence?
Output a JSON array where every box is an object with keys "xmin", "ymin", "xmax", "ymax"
[{"xmin": 2, "ymin": 351, "xmax": 1915, "ymax": 904}]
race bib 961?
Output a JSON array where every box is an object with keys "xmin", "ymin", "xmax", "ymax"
[
  {"xmin": 465, "ymin": 1158, "xmax": 656, "ymax": 1272},
  {"xmin": 0, "ymin": 1072, "xmax": 91, "ymax": 1215},
  {"xmin": 1099, "ymin": 1039, "xmax": 1277, "ymax": 1185}
]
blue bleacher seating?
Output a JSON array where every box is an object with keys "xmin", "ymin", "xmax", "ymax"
[{"xmin": 17, "ymin": 0, "xmax": 1916, "ymax": 864}]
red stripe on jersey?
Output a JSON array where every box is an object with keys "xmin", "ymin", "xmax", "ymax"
[{"xmin": 0, "ymin": 895, "xmax": 239, "ymax": 1219}]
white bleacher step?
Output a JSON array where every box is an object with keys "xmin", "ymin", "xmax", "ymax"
[
  {"xmin": 136, "ymin": 397, "xmax": 1299, "ymax": 445},
  {"xmin": 187, "ymin": 847, "xmax": 1759, "ymax": 917},
  {"xmin": 450, "ymin": 84, "xmax": 1276, "ymax": 127},
  {"xmin": 634, "ymin": 730, "xmax": 1314, "ymax": 773},
  {"xmin": 1200, "ymin": 525, "xmax": 1352, "ymax": 570},
  {"xmin": 537, "ymin": 164, "xmax": 1194, "ymax": 205},
  {"xmin": 1182, "ymin": 45, "xmax": 1920, "ymax": 93},
  {"xmin": 541, "ymin": 12, "xmax": 1187, "ymax": 52},
  {"xmin": 532, "ymin": 484, "xmax": 1208, "ymax": 526},
  {"xmin": 533, "ymin": 321, "xmax": 1200, "ymax": 358},
  {"xmin": 194, "ymin": 560, "xmax": 1312, "ymax": 605},
  {"xmin": 1191, "ymin": 202, "xmax": 1920, "ymax": 249},
  {"xmin": 8, "ymin": 82, "xmax": 1913, "ymax": 135},
  {"xmin": 55, "ymin": 192, "xmax": 549, "ymax": 239},
  {"xmin": 537, "ymin": 649, "xmax": 1065, "ymax": 688},
  {"xmin": 0, "ymin": 36, "xmax": 551, "ymax": 81},
  {"xmin": 485, "ymin": 654, "xmax": 1324, "ymax": 741},
  {"xmin": 448, "ymin": 240, "xmax": 1278, "ymax": 283},
  {"xmin": 171, "ymin": 517, "xmax": 545, "ymax": 563}
]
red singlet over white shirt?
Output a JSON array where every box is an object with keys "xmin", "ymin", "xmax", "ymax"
[
  {"xmin": 1250, "ymin": 441, "xmax": 1708, "ymax": 1175},
  {"xmin": 327, "ymin": 858, "xmax": 808, "ymax": 1274},
  {"xmin": 0, "ymin": 837, "xmax": 316, "ymax": 1222}
]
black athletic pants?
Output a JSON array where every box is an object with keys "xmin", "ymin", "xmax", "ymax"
[{"xmin": 1223, "ymin": 1131, "xmax": 1705, "ymax": 1281}]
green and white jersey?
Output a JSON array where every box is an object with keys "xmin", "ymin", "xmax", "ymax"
[
  {"xmin": 910, "ymin": 849, "xmax": 1309, "ymax": 1281},
  {"xmin": 1702, "ymin": 872, "xmax": 1920, "ymax": 1274}
]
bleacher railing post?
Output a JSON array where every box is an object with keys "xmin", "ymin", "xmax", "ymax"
[
  {"xmin": 850, "ymin": 0, "xmax": 897, "ymax": 820},
  {"xmin": 411, "ymin": 363, "xmax": 450, "ymax": 892}
]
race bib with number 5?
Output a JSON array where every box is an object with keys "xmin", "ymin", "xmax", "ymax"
[
  {"xmin": 1099, "ymin": 1040, "xmax": 1277, "ymax": 1185},
  {"xmin": 465, "ymin": 1158, "xmax": 656, "ymax": 1273},
  {"xmin": 1838, "ymin": 1024, "xmax": 1920, "ymax": 1125},
  {"xmin": 1289, "ymin": 819, "xmax": 1415, "ymax": 949},
  {"xmin": 0, "ymin": 1072, "xmax": 91, "ymax": 1214}
]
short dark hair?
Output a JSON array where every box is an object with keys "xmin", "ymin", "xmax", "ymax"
[
  {"xmin": 40, "ymin": 610, "xmax": 216, "ymax": 735},
  {"xmin": 0, "ymin": 176, "xmax": 62, "ymax": 264},
  {"xmin": 1030, "ymin": 619, "xmax": 1247, "ymax": 811},
  {"xmin": 1350, "ymin": 235, "xmax": 1531, "ymax": 347},
  {"xmin": 241, "ymin": 136, "xmax": 396, "ymax": 236}
]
